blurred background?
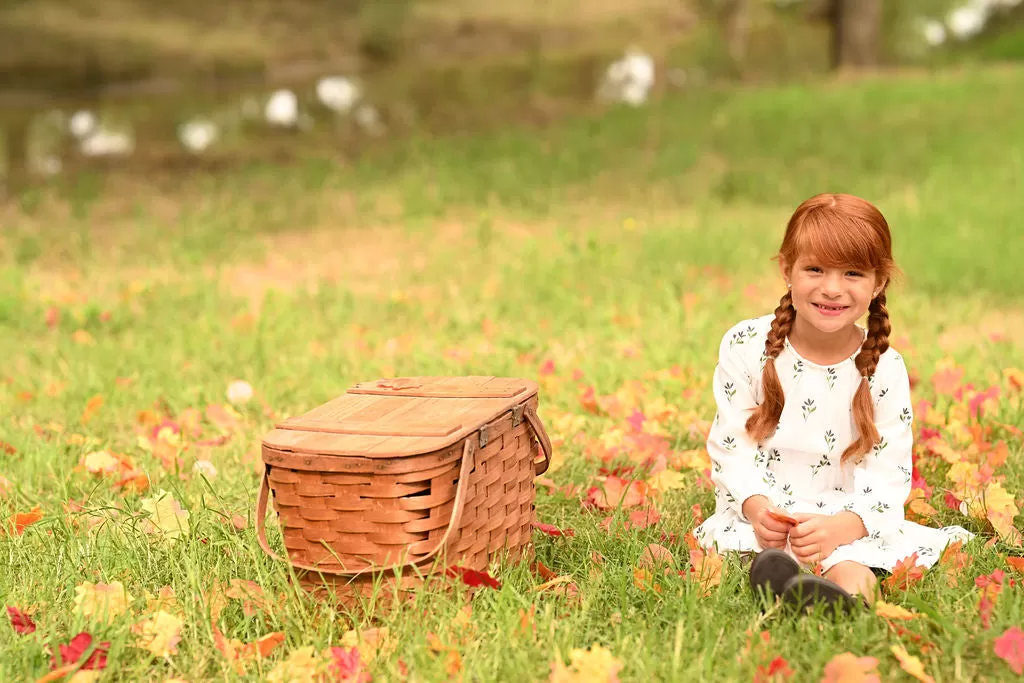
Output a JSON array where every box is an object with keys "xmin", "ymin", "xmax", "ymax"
[{"xmin": 2, "ymin": 0, "xmax": 1022, "ymax": 196}]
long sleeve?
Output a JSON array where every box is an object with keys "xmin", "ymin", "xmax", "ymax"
[
  {"xmin": 843, "ymin": 352, "xmax": 915, "ymax": 539},
  {"xmin": 706, "ymin": 329, "xmax": 778, "ymax": 522}
]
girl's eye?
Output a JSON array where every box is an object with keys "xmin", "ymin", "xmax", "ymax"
[
  {"xmin": 806, "ymin": 267, "xmax": 822, "ymax": 273},
  {"xmin": 846, "ymin": 271, "xmax": 863, "ymax": 277}
]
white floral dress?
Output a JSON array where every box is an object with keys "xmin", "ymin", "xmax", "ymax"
[{"xmin": 694, "ymin": 314, "xmax": 973, "ymax": 572}]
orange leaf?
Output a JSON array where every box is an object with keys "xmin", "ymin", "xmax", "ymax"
[
  {"xmin": 891, "ymin": 645, "xmax": 935, "ymax": 683},
  {"xmin": 80, "ymin": 395, "xmax": 104, "ymax": 425},
  {"xmin": 882, "ymin": 553, "xmax": 925, "ymax": 592},
  {"xmin": 931, "ymin": 365, "xmax": 964, "ymax": 395},
  {"xmin": 938, "ymin": 540, "xmax": 971, "ymax": 585},
  {"xmin": 820, "ymin": 652, "xmax": 880, "ymax": 683},
  {"xmin": 585, "ymin": 476, "xmax": 649, "ymax": 510},
  {"xmin": 687, "ymin": 547, "xmax": 723, "ymax": 596},
  {"xmin": 1006, "ymin": 557, "xmax": 1024, "ymax": 573},
  {"xmin": 875, "ymin": 601, "xmax": 920, "ymax": 620},
  {"xmin": 9, "ymin": 506, "xmax": 43, "ymax": 535}
]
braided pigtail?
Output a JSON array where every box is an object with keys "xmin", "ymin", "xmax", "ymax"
[
  {"xmin": 841, "ymin": 292, "xmax": 891, "ymax": 464},
  {"xmin": 745, "ymin": 291, "xmax": 796, "ymax": 443}
]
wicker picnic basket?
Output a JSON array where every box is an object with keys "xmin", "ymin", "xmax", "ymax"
[{"xmin": 256, "ymin": 376, "xmax": 552, "ymax": 604}]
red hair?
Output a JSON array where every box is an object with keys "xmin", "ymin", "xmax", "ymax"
[{"xmin": 745, "ymin": 193, "xmax": 898, "ymax": 464}]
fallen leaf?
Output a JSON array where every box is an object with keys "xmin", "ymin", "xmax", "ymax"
[
  {"xmin": 549, "ymin": 643, "xmax": 622, "ymax": 683},
  {"xmin": 1007, "ymin": 557, "xmax": 1024, "ymax": 574},
  {"xmin": 213, "ymin": 628, "xmax": 286, "ymax": 671},
  {"xmin": 882, "ymin": 553, "xmax": 925, "ymax": 592},
  {"xmin": 140, "ymin": 491, "xmax": 190, "ymax": 544},
  {"xmin": 73, "ymin": 582, "xmax": 133, "ymax": 623},
  {"xmin": 687, "ymin": 547, "xmax": 723, "ymax": 596},
  {"xmin": 533, "ymin": 522, "xmax": 575, "ymax": 537},
  {"xmin": 133, "ymin": 611, "xmax": 183, "ymax": 657},
  {"xmin": 206, "ymin": 404, "xmax": 242, "ymax": 432},
  {"xmin": 9, "ymin": 506, "xmax": 43, "ymax": 535},
  {"xmin": 891, "ymin": 645, "xmax": 934, "ymax": 683},
  {"xmin": 51, "ymin": 632, "xmax": 110, "ymax": 672},
  {"xmin": 7, "ymin": 606, "xmax": 36, "ymax": 634},
  {"xmin": 82, "ymin": 450, "xmax": 121, "ymax": 475},
  {"xmin": 585, "ymin": 476, "xmax": 649, "ymax": 510},
  {"xmin": 80, "ymin": 395, "xmax": 104, "ymax": 425},
  {"xmin": 267, "ymin": 646, "xmax": 324, "ymax": 683},
  {"xmin": 994, "ymin": 627, "xmax": 1024, "ymax": 675},
  {"xmin": 445, "ymin": 566, "xmax": 501, "ymax": 590},
  {"xmin": 226, "ymin": 579, "xmax": 271, "ymax": 617},
  {"xmin": 754, "ymin": 655, "xmax": 793, "ymax": 682},
  {"xmin": 0, "ymin": 474, "xmax": 11, "ymax": 497},
  {"xmin": 638, "ymin": 544, "xmax": 674, "ymax": 570},
  {"xmin": 875, "ymin": 601, "xmax": 920, "ymax": 621},
  {"xmin": 72, "ymin": 329, "xmax": 95, "ymax": 346},
  {"xmin": 820, "ymin": 652, "xmax": 881, "ymax": 683},
  {"xmin": 327, "ymin": 646, "xmax": 371, "ymax": 683}
]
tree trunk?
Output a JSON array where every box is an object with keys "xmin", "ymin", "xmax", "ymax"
[
  {"xmin": 830, "ymin": 0, "xmax": 883, "ymax": 70},
  {"xmin": 3, "ymin": 112, "xmax": 31, "ymax": 199},
  {"xmin": 718, "ymin": 0, "xmax": 751, "ymax": 76}
]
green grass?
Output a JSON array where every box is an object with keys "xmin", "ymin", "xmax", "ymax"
[{"xmin": 2, "ymin": 64, "xmax": 1024, "ymax": 681}]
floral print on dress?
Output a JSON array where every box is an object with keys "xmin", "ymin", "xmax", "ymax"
[{"xmin": 696, "ymin": 314, "xmax": 974, "ymax": 573}]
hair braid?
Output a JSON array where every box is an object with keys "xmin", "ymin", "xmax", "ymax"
[
  {"xmin": 841, "ymin": 292, "xmax": 892, "ymax": 463},
  {"xmin": 745, "ymin": 290, "xmax": 796, "ymax": 443}
]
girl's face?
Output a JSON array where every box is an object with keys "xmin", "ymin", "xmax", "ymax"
[{"xmin": 782, "ymin": 255, "xmax": 883, "ymax": 336}]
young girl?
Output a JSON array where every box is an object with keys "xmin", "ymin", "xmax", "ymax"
[{"xmin": 694, "ymin": 192, "xmax": 973, "ymax": 611}]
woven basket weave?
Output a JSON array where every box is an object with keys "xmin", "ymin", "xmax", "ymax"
[{"xmin": 256, "ymin": 376, "xmax": 551, "ymax": 604}]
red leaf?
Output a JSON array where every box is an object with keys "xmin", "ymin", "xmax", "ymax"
[
  {"xmin": 995, "ymin": 627, "xmax": 1024, "ymax": 675},
  {"xmin": 533, "ymin": 522, "xmax": 575, "ymax": 537},
  {"xmin": 944, "ymin": 492, "xmax": 963, "ymax": 511},
  {"xmin": 6, "ymin": 606, "xmax": 35, "ymax": 634},
  {"xmin": 754, "ymin": 655, "xmax": 793, "ymax": 682},
  {"xmin": 445, "ymin": 566, "xmax": 501, "ymax": 590},
  {"xmin": 329, "ymin": 646, "xmax": 372, "ymax": 682},
  {"xmin": 52, "ymin": 633, "xmax": 110, "ymax": 671}
]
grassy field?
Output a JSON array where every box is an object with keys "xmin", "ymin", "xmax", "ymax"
[{"xmin": 2, "ymin": 63, "xmax": 1024, "ymax": 681}]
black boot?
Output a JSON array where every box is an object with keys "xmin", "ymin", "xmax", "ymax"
[{"xmin": 748, "ymin": 549, "xmax": 801, "ymax": 601}]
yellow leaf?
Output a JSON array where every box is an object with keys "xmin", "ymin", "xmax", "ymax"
[
  {"xmin": 891, "ymin": 645, "xmax": 935, "ymax": 683},
  {"xmin": 267, "ymin": 646, "xmax": 325, "ymax": 683},
  {"xmin": 82, "ymin": 450, "xmax": 120, "ymax": 475},
  {"xmin": 140, "ymin": 491, "xmax": 190, "ymax": 544},
  {"xmin": 1005, "ymin": 368, "xmax": 1024, "ymax": 392},
  {"xmin": 73, "ymin": 581, "xmax": 133, "ymax": 622},
  {"xmin": 983, "ymin": 481, "xmax": 1023, "ymax": 545},
  {"xmin": 674, "ymin": 448, "xmax": 711, "ymax": 471},
  {"xmin": 549, "ymin": 643, "xmax": 622, "ymax": 683},
  {"xmin": 133, "ymin": 611, "xmax": 183, "ymax": 657},
  {"xmin": 875, "ymin": 601, "xmax": 920, "ymax": 620},
  {"xmin": 340, "ymin": 627, "xmax": 393, "ymax": 663},
  {"xmin": 647, "ymin": 469, "xmax": 687, "ymax": 495}
]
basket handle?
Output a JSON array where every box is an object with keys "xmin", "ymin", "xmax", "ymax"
[
  {"xmin": 256, "ymin": 437, "xmax": 476, "ymax": 577},
  {"xmin": 525, "ymin": 404, "xmax": 552, "ymax": 475}
]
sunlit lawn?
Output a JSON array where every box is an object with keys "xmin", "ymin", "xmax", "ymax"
[{"xmin": 1, "ymin": 63, "xmax": 1024, "ymax": 681}]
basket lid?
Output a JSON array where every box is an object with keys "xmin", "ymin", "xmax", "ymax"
[{"xmin": 261, "ymin": 376, "xmax": 538, "ymax": 458}]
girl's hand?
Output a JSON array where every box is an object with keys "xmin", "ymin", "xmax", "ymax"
[
  {"xmin": 745, "ymin": 500, "xmax": 796, "ymax": 550},
  {"xmin": 788, "ymin": 513, "xmax": 842, "ymax": 565}
]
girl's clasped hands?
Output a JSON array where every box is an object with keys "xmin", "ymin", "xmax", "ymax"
[{"xmin": 749, "ymin": 500, "xmax": 843, "ymax": 566}]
